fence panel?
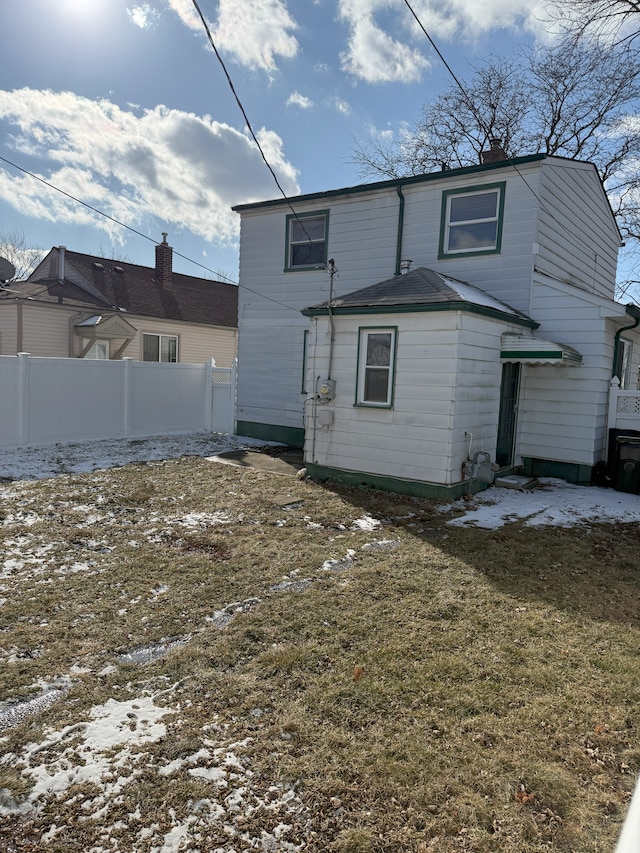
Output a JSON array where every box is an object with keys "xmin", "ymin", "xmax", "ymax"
[
  {"xmin": 27, "ymin": 357, "xmax": 125, "ymax": 444},
  {"xmin": 130, "ymin": 361, "xmax": 212, "ymax": 436},
  {"xmin": 0, "ymin": 354, "xmax": 235, "ymax": 449}
]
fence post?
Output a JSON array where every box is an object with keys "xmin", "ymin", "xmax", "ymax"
[
  {"xmin": 123, "ymin": 358, "xmax": 133, "ymax": 438},
  {"xmin": 230, "ymin": 357, "xmax": 237, "ymax": 435},
  {"xmin": 204, "ymin": 359, "xmax": 214, "ymax": 432},
  {"xmin": 608, "ymin": 376, "xmax": 621, "ymax": 432},
  {"xmin": 17, "ymin": 352, "xmax": 30, "ymax": 447}
]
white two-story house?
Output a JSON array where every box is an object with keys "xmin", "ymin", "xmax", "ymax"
[{"xmin": 233, "ymin": 152, "xmax": 640, "ymax": 498}]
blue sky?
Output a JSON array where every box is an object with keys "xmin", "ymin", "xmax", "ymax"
[{"xmin": 0, "ymin": 0, "xmax": 575, "ymax": 282}]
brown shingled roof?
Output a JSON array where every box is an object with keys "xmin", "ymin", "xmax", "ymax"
[{"xmin": 14, "ymin": 247, "xmax": 237, "ymax": 329}]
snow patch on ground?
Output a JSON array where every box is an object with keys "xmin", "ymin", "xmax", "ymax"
[{"xmin": 444, "ymin": 478, "xmax": 640, "ymax": 529}]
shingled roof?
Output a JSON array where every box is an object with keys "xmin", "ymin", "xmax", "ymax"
[
  {"xmin": 7, "ymin": 244, "xmax": 237, "ymax": 329},
  {"xmin": 303, "ymin": 266, "xmax": 536, "ymax": 328}
]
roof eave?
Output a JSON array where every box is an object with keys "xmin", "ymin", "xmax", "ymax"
[
  {"xmin": 302, "ymin": 301, "xmax": 538, "ymax": 329},
  {"xmin": 234, "ymin": 154, "xmax": 547, "ymax": 213}
]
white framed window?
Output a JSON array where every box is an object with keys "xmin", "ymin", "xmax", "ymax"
[
  {"xmin": 143, "ymin": 333, "xmax": 178, "ymax": 362},
  {"xmin": 82, "ymin": 339, "xmax": 109, "ymax": 359},
  {"xmin": 285, "ymin": 210, "xmax": 329, "ymax": 270},
  {"xmin": 439, "ymin": 182, "xmax": 506, "ymax": 257},
  {"xmin": 356, "ymin": 327, "xmax": 397, "ymax": 407}
]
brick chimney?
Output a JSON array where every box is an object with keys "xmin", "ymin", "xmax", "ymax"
[
  {"xmin": 155, "ymin": 233, "xmax": 173, "ymax": 290},
  {"xmin": 481, "ymin": 137, "xmax": 508, "ymax": 164}
]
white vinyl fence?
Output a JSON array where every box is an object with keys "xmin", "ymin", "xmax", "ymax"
[
  {"xmin": 0, "ymin": 354, "xmax": 236, "ymax": 448},
  {"xmin": 609, "ymin": 376, "xmax": 640, "ymax": 434}
]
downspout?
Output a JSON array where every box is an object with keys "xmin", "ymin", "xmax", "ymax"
[
  {"xmin": 612, "ymin": 304, "xmax": 640, "ymax": 378},
  {"xmin": 394, "ymin": 185, "xmax": 405, "ymax": 276}
]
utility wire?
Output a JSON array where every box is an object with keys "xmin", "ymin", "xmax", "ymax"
[
  {"xmin": 0, "ymin": 154, "xmax": 235, "ymax": 282},
  {"xmin": 189, "ymin": 0, "xmax": 317, "ymax": 248},
  {"xmin": 0, "ymin": 154, "xmax": 301, "ymax": 314},
  {"xmin": 401, "ymin": 0, "xmax": 614, "ymax": 275}
]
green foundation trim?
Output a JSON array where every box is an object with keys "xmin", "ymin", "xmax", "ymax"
[
  {"xmin": 521, "ymin": 457, "xmax": 593, "ymax": 485},
  {"xmin": 305, "ymin": 463, "xmax": 490, "ymax": 499},
  {"xmin": 236, "ymin": 421, "xmax": 305, "ymax": 448}
]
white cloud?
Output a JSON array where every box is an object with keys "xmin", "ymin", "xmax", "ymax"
[
  {"xmin": 338, "ymin": 0, "xmax": 429, "ymax": 84},
  {"xmin": 334, "ymin": 98, "xmax": 351, "ymax": 115},
  {"xmin": 340, "ymin": 14, "xmax": 429, "ymax": 83},
  {"xmin": 164, "ymin": 0, "xmax": 202, "ymax": 30},
  {"xmin": 0, "ymin": 89, "xmax": 299, "ymax": 247},
  {"xmin": 408, "ymin": 0, "xmax": 553, "ymax": 41},
  {"xmin": 286, "ymin": 92, "xmax": 313, "ymax": 109},
  {"xmin": 214, "ymin": 0, "xmax": 299, "ymax": 73},
  {"xmin": 337, "ymin": 0, "xmax": 556, "ymax": 84},
  {"xmin": 127, "ymin": 3, "xmax": 158, "ymax": 28}
]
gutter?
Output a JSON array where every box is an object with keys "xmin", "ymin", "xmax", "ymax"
[{"xmin": 612, "ymin": 303, "xmax": 640, "ymax": 377}]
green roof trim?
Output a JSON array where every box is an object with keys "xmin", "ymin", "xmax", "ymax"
[
  {"xmin": 232, "ymin": 154, "xmax": 547, "ymax": 212},
  {"xmin": 500, "ymin": 349, "xmax": 582, "ymax": 363},
  {"xmin": 302, "ymin": 301, "xmax": 538, "ymax": 329}
]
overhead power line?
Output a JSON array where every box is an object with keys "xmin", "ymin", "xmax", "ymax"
[
  {"xmin": 400, "ymin": 0, "xmax": 608, "ymax": 272},
  {"xmin": 0, "ymin": 154, "xmax": 237, "ymax": 284},
  {"xmin": 189, "ymin": 0, "xmax": 317, "ymax": 248},
  {"xmin": 0, "ymin": 154, "xmax": 302, "ymax": 313}
]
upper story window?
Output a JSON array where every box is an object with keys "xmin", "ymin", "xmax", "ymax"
[
  {"xmin": 439, "ymin": 182, "xmax": 506, "ymax": 258},
  {"xmin": 356, "ymin": 327, "xmax": 397, "ymax": 408},
  {"xmin": 285, "ymin": 210, "xmax": 329, "ymax": 271},
  {"xmin": 143, "ymin": 333, "xmax": 178, "ymax": 363}
]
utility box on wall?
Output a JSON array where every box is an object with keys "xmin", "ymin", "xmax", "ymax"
[{"xmin": 316, "ymin": 378, "xmax": 335, "ymax": 403}]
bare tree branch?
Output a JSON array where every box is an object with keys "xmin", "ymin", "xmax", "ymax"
[{"xmin": 0, "ymin": 231, "xmax": 45, "ymax": 281}]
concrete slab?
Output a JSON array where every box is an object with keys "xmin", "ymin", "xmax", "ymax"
[
  {"xmin": 207, "ymin": 448, "xmax": 305, "ymax": 477},
  {"xmin": 494, "ymin": 475, "xmax": 539, "ymax": 491}
]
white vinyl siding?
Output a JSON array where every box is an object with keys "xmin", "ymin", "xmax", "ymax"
[
  {"xmin": 235, "ymin": 156, "xmax": 620, "ymax": 440},
  {"xmin": 305, "ymin": 311, "xmax": 520, "ymax": 486},
  {"xmin": 519, "ymin": 274, "xmax": 635, "ymax": 465}
]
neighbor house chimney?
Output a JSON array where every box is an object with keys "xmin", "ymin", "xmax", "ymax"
[
  {"xmin": 481, "ymin": 137, "xmax": 508, "ymax": 164},
  {"xmin": 58, "ymin": 246, "xmax": 66, "ymax": 283},
  {"xmin": 155, "ymin": 232, "xmax": 173, "ymax": 290}
]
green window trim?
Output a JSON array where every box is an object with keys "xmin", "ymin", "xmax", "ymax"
[
  {"xmin": 355, "ymin": 326, "xmax": 398, "ymax": 408},
  {"xmin": 284, "ymin": 209, "xmax": 329, "ymax": 272},
  {"xmin": 438, "ymin": 182, "xmax": 506, "ymax": 259}
]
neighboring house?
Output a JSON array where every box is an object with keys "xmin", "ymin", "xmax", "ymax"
[
  {"xmin": 233, "ymin": 151, "xmax": 640, "ymax": 497},
  {"xmin": 0, "ymin": 236, "xmax": 238, "ymax": 366}
]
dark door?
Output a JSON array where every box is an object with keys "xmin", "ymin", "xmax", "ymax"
[{"xmin": 496, "ymin": 362, "xmax": 520, "ymax": 467}]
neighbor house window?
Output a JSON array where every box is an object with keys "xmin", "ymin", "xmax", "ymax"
[
  {"xmin": 439, "ymin": 182, "xmax": 506, "ymax": 258},
  {"xmin": 356, "ymin": 327, "xmax": 397, "ymax": 407},
  {"xmin": 285, "ymin": 210, "xmax": 329, "ymax": 270},
  {"xmin": 143, "ymin": 333, "xmax": 178, "ymax": 362},
  {"xmin": 82, "ymin": 339, "xmax": 109, "ymax": 360}
]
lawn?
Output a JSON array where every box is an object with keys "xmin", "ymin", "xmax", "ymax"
[{"xmin": 0, "ymin": 455, "xmax": 638, "ymax": 852}]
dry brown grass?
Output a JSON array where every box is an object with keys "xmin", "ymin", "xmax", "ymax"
[{"xmin": 0, "ymin": 456, "xmax": 638, "ymax": 851}]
